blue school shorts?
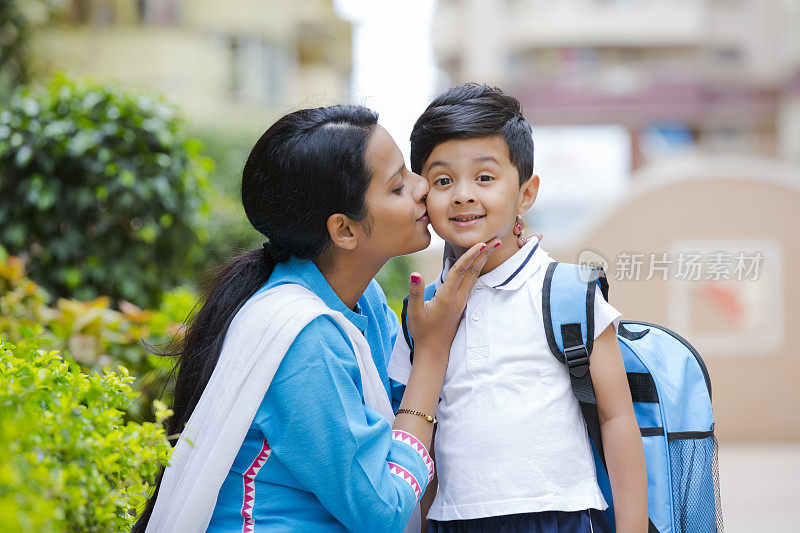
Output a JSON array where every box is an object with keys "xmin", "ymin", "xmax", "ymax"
[{"xmin": 428, "ymin": 509, "xmax": 612, "ymax": 533}]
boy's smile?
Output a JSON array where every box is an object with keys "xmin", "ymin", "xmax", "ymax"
[
  {"xmin": 422, "ymin": 135, "xmax": 538, "ymax": 270},
  {"xmin": 450, "ymin": 213, "xmax": 485, "ymax": 226}
]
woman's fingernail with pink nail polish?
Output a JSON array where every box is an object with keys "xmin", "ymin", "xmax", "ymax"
[
  {"xmin": 480, "ymin": 245, "xmax": 487, "ymax": 252},
  {"xmin": 411, "ymin": 274, "xmax": 421, "ymax": 284},
  {"xmin": 494, "ymin": 242, "xmax": 502, "ymax": 249}
]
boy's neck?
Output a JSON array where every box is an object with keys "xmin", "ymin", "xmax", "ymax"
[{"xmin": 450, "ymin": 238, "xmax": 521, "ymax": 276}]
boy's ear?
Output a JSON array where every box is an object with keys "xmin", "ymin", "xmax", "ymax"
[
  {"xmin": 326, "ymin": 213, "xmax": 361, "ymax": 251},
  {"xmin": 517, "ymin": 174, "xmax": 540, "ymax": 215}
]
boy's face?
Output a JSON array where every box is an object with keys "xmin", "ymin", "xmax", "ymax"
[{"xmin": 422, "ymin": 136, "xmax": 537, "ymax": 254}]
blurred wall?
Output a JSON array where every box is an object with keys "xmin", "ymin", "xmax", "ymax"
[{"xmin": 553, "ymin": 155, "xmax": 800, "ymax": 442}]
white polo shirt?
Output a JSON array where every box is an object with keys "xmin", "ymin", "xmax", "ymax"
[{"xmin": 388, "ymin": 237, "xmax": 621, "ymax": 521}]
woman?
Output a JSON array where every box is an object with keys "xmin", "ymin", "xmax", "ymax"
[{"xmin": 134, "ymin": 105, "xmax": 504, "ymax": 532}]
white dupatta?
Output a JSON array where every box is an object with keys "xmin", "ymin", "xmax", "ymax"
[{"xmin": 146, "ymin": 283, "xmax": 420, "ymax": 532}]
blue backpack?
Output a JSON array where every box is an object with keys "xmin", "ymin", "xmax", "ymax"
[{"xmin": 543, "ymin": 262, "xmax": 723, "ymax": 532}]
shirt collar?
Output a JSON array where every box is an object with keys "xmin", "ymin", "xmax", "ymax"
[
  {"xmin": 435, "ymin": 236, "xmax": 545, "ymax": 292},
  {"xmin": 267, "ymin": 257, "xmax": 369, "ymax": 332}
]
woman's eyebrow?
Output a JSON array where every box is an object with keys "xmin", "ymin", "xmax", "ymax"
[{"xmin": 387, "ymin": 163, "xmax": 404, "ymax": 183}]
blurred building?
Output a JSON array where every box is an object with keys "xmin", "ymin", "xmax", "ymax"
[
  {"xmin": 433, "ymin": 0, "xmax": 800, "ymax": 169},
  {"xmin": 38, "ymin": 0, "xmax": 352, "ymax": 129}
]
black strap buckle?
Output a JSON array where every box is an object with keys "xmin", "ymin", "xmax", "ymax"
[{"xmin": 564, "ymin": 344, "xmax": 590, "ymax": 377}]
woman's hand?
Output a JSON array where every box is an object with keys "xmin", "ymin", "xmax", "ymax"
[
  {"xmin": 405, "ymin": 239, "xmax": 500, "ymax": 357},
  {"xmin": 513, "ymin": 218, "xmax": 542, "ymax": 248}
]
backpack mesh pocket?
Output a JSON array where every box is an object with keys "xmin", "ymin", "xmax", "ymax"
[{"xmin": 668, "ymin": 432, "xmax": 724, "ymax": 532}]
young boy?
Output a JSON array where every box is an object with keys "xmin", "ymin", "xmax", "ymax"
[{"xmin": 389, "ymin": 84, "xmax": 647, "ymax": 532}]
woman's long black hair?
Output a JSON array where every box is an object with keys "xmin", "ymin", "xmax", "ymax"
[{"xmin": 133, "ymin": 105, "xmax": 379, "ymax": 531}]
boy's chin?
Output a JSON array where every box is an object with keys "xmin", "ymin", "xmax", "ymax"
[{"xmin": 446, "ymin": 235, "xmax": 489, "ymax": 253}]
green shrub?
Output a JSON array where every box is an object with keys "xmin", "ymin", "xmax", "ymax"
[
  {"xmin": 0, "ymin": 75, "xmax": 213, "ymax": 308},
  {"xmin": 0, "ymin": 330, "xmax": 172, "ymax": 531},
  {"xmin": 191, "ymin": 127, "xmax": 263, "ymax": 270},
  {"xmin": 191, "ymin": 127, "xmax": 253, "ymax": 196},
  {"xmin": 0, "ymin": 246, "xmax": 192, "ymax": 423},
  {"xmin": 200, "ymin": 192, "xmax": 263, "ymax": 271},
  {"xmin": 376, "ymin": 255, "xmax": 415, "ymax": 317}
]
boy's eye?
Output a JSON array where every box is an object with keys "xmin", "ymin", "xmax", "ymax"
[
  {"xmin": 476, "ymin": 175, "xmax": 494, "ymax": 182},
  {"xmin": 433, "ymin": 177, "xmax": 452, "ymax": 187}
]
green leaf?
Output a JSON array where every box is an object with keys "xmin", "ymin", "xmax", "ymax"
[
  {"xmin": 119, "ymin": 170, "xmax": 136, "ymax": 187},
  {"xmin": 15, "ymin": 145, "xmax": 32, "ymax": 167}
]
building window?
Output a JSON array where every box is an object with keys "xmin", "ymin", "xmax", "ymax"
[
  {"xmin": 715, "ymin": 47, "xmax": 742, "ymax": 64},
  {"xmin": 137, "ymin": 0, "xmax": 180, "ymax": 25},
  {"xmin": 228, "ymin": 35, "xmax": 288, "ymax": 105}
]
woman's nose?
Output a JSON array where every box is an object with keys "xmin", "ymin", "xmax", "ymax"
[{"xmin": 410, "ymin": 171, "xmax": 429, "ymax": 202}]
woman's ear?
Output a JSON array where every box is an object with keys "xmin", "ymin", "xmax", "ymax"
[
  {"xmin": 326, "ymin": 213, "xmax": 360, "ymax": 251},
  {"xmin": 517, "ymin": 174, "xmax": 540, "ymax": 215}
]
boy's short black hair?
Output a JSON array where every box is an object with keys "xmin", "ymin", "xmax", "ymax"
[{"xmin": 410, "ymin": 83, "xmax": 533, "ymax": 185}]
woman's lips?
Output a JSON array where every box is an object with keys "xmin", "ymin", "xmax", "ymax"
[
  {"xmin": 416, "ymin": 212, "xmax": 429, "ymax": 223},
  {"xmin": 450, "ymin": 214, "xmax": 485, "ymax": 227}
]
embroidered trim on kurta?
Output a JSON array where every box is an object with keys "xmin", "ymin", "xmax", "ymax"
[
  {"xmin": 241, "ymin": 439, "xmax": 272, "ymax": 533},
  {"xmin": 387, "ymin": 461, "xmax": 422, "ymax": 500},
  {"xmin": 392, "ymin": 429, "xmax": 435, "ymax": 482}
]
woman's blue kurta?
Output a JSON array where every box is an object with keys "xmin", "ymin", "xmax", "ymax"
[{"xmin": 207, "ymin": 257, "xmax": 426, "ymax": 532}]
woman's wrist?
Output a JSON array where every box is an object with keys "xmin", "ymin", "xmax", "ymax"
[
  {"xmin": 407, "ymin": 348, "xmax": 447, "ymax": 385},
  {"xmin": 401, "ymin": 351, "xmax": 447, "ymax": 410},
  {"xmin": 412, "ymin": 337, "xmax": 452, "ymax": 362},
  {"xmin": 393, "ymin": 353, "xmax": 446, "ymax": 447}
]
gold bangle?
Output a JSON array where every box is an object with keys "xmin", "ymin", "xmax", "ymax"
[{"xmin": 396, "ymin": 408, "xmax": 437, "ymax": 424}]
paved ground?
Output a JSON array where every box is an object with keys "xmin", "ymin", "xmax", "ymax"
[{"xmin": 718, "ymin": 442, "xmax": 800, "ymax": 532}]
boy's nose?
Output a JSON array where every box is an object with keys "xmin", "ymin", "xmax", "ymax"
[
  {"xmin": 452, "ymin": 180, "xmax": 476, "ymax": 205},
  {"xmin": 452, "ymin": 185, "xmax": 477, "ymax": 204}
]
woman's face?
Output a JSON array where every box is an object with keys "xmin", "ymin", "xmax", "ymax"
[{"xmin": 360, "ymin": 125, "xmax": 431, "ymax": 259}]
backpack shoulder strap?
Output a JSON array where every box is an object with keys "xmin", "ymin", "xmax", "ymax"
[
  {"xmin": 400, "ymin": 283, "xmax": 437, "ymax": 363},
  {"xmin": 542, "ymin": 261, "xmax": 609, "ymax": 371},
  {"xmin": 542, "ymin": 261, "xmax": 610, "ymax": 466}
]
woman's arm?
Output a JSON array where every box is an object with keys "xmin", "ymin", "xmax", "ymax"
[
  {"xmin": 590, "ymin": 324, "xmax": 648, "ymax": 533},
  {"xmin": 257, "ymin": 317, "xmax": 433, "ymax": 533}
]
